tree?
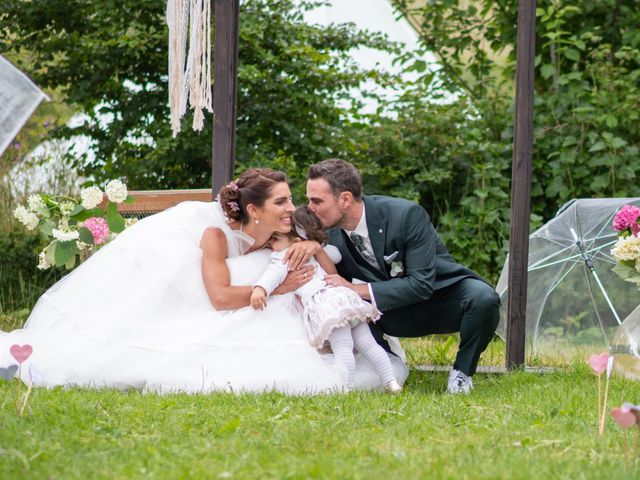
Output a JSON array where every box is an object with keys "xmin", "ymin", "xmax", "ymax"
[
  {"xmin": 383, "ymin": 0, "xmax": 640, "ymax": 280},
  {"xmin": 0, "ymin": 0, "xmax": 397, "ymax": 190}
]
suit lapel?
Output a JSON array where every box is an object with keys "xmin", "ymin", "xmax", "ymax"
[{"xmin": 364, "ymin": 197, "xmax": 389, "ymax": 278}]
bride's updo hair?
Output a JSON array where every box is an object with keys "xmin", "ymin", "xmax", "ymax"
[{"xmin": 218, "ymin": 168, "xmax": 288, "ymax": 223}]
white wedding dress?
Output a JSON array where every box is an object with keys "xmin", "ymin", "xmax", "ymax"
[{"xmin": 0, "ymin": 202, "xmax": 408, "ymax": 394}]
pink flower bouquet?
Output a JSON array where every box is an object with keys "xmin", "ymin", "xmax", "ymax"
[
  {"xmin": 610, "ymin": 204, "xmax": 640, "ymax": 290},
  {"xmin": 613, "ymin": 205, "xmax": 640, "ymax": 236}
]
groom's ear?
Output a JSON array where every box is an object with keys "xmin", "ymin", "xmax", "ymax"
[{"xmin": 338, "ymin": 191, "xmax": 353, "ymax": 209}]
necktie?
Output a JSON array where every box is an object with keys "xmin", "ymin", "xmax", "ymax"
[{"xmin": 349, "ymin": 232, "xmax": 377, "ymax": 267}]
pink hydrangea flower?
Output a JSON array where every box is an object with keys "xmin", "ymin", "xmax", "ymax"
[
  {"xmin": 613, "ymin": 205, "xmax": 640, "ymax": 235},
  {"xmin": 82, "ymin": 217, "xmax": 110, "ymax": 245}
]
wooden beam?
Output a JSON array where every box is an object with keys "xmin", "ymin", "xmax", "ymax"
[
  {"xmin": 212, "ymin": 0, "xmax": 240, "ymax": 196},
  {"xmin": 506, "ymin": 0, "xmax": 536, "ymax": 369},
  {"xmin": 109, "ymin": 189, "xmax": 212, "ymax": 214}
]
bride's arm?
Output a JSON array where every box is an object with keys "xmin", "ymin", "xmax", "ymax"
[{"xmin": 200, "ymin": 228, "xmax": 253, "ymax": 310}]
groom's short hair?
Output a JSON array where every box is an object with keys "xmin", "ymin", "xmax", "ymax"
[{"xmin": 307, "ymin": 159, "xmax": 363, "ymax": 200}]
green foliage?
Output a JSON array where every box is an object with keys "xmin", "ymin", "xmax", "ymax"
[
  {"xmin": 346, "ymin": 92, "xmax": 513, "ymax": 279},
  {"xmin": 391, "ymin": 0, "xmax": 640, "ymax": 280},
  {"xmin": 0, "ymin": 230, "xmax": 63, "ymax": 314}
]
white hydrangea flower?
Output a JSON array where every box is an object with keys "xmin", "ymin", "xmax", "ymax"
[
  {"xmin": 105, "ymin": 179, "xmax": 128, "ymax": 203},
  {"xmin": 76, "ymin": 241, "xmax": 89, "ymax": 250},
  {"xmin": 81, "ymin": 186, "xmax": 103, "ymax": 209},
  {"xmin": 13, "ymin": 206, "xmax": 39, "ymax": 230},
  {"xmin": 60, "ymin": 201, "xmax": 75, "ymax": 216},
  {"xmin": 611, "ymin": 234, "xmax": 640, "ymax": 263},
  {"xmin": 27, "ymin": 194, "xmax": 46, "ymax": 212},
  {"xmin": 52, "ymin": 229, "xmax": 80, "ymax": 241},
  {"xmin": 125, "ymin": 217, "xmax": 138, "ymax": 228},
  {"xmin": 24, "ymin": 212, "xmax": 39, "ymax": 230},
  {"xmin": 13, "ymin": 205, "xmax": 29, "ymax": 222},
  {"xmin": 37, "ymin": 251, "xmax": 52, "ymax": 270}
]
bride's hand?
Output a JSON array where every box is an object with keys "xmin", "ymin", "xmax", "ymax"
[
  {"xmin": 282, "ymin": 240, "xmax": 321, "ymax": 271},
  {"xmin": 272, "ymin": 265, "xmax": 315, "ymax": 295}
]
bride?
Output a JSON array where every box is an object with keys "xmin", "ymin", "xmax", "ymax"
[{"xmin": 1, "ymin": 168, "xmax": 407, "ymax": 394}]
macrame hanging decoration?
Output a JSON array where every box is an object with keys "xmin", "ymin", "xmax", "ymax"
[{"xmin": 167, "ymin": 0, "xmax": 212, "ymax": 137}]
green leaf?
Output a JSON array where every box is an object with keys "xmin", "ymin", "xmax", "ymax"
[
  {"xmin": 540, "ymin": 64, "xmax": 555, "ymax": 80},
  {"xmin": 39, "ymin": 220, "xmax": 56, "ymax": 236},
  {"xmin": 563, "ymin": 48, "xmax": 580, "ymax": 61},
  {"xmin": 73, "ymin": 207, "xmax": 104, "ymax": 222},
  {"xmin": 602, "ymin": 115, "xmax": 618, "ymax": 129},
  {"xmin": 410, "ymin": 60, "xmax": 427, "ymax": 73},
  {"xmin": 610, "ymin": 137, "xmax": 626, "ymax": 149},
  {"xmin": 588, "ymin": 141, "xmax": 606, "ymax": 152},
  {"xmin": 78, "ymin": 227, "xmax": 95, "ymax": 245},
  {"xmin": 589, "ymin": 174, "xmax": 609, "ymax": 191},
  {"xmin": 106, "ymin": 202, "xmax": 126, "ymax": 233},
  {"xmin": 65, "ymin": 255, "xmax": 77, "ymax": 270},
  {"xmin": 54, "ymin": 240, "xmax": 78, "ymax": 267},
  {"xmin": 612, "ymin": 263, "xmax": 640, "ymax": 286},
  {"xmin": 36, "ymin": 205, "xmax": 51, "ymax": 218},
  {"xmin": 44, "ymin": 242, "xmax": 56, "ymax": 266},
  {"xmin": 70, "ymin": 204, "xmax": 85, "ymax": 216}
]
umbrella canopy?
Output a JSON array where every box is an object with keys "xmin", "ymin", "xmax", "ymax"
[
  {"xmin": 611, "ymin": 304, "xmax": 640, "ymax": 380},
  {"xmin": 0, "ymin": 54, "xmax": 49, "ymax": 156},
  {"xmin": 496, "ymin": 198, "xmax": 640, "ymax": 360}
]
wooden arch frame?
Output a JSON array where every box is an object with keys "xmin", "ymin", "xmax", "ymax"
[{"xmin": 210, "ymin": 0, "xmax": 536, "ymax": 368}]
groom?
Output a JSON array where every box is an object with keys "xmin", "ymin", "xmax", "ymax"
[{"xmin": 306, "ymin": 159, "xmax": 500, "ymax": 394}]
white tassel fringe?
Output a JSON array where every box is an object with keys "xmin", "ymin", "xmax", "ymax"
[{"xmin": 167, "ymin": 0, "xmax": 212, "ymax": 137}]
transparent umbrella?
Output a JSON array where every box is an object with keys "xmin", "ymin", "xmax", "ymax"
[
  {"xmin": 496, "ymin": 198, "xmax": 640, "ymax": 360},
  {"xmin": 611, "ymin": 305, "xmax": 640, "ymax": 380}
]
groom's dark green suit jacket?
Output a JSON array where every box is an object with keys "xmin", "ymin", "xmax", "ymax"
[{"xmin": 327, "ymin": 195, "xmax": 484, "ymax": 312}]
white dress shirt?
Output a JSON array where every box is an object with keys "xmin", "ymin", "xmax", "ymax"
[{"xmin": 342, "ymin": 205, "xmax": 378, "ymax": 308}]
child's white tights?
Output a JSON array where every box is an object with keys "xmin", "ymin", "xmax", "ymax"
[{"xmin": 328, "ymin": 323, "xmax": 396, "ymax": 389}]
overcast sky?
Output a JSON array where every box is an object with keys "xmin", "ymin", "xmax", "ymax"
[{"xmin": 300, "ymin": 0, "xmax": 424, "ymax": 72}]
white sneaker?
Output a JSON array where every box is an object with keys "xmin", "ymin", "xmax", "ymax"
[{"xmin": 447, "ymin": 368, "xmax": 473, "ymax": 394}]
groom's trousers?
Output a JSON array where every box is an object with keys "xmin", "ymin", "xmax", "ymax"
[{"xmin": 369, "ymin": 277, "xmax": 500, "ymax": 376}]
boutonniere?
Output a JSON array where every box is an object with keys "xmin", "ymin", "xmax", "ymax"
[
  {"xmin": 390, "ymin": 261, "xmax": 404, "ymax": 278},
  {"xmin": 384, "ymin": 251, "xmax": 404, "ymax": 277}
]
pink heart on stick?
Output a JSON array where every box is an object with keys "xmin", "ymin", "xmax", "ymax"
[
  {"xmin": 588, "ymin": 353, "xmax": 609, "ymax": 375},
  {"xmin": 10, "ymin": 344, "xmax": 33, "ymax": 364},
  {"xmin": 611, "ymin": 407, "xmax": 637, "ymax": 428}
]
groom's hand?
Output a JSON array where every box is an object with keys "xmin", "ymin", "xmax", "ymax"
[
  {"xmin": 324, "ymin": 274, "xmax": 371, "ymax": 300},
  {"xmin": 272, "ymin": 265, "xmax": 315, "ymax": 295},
  {"xmin": 282, "ymin": 240, "xmax": 321, "ymax": 271}
]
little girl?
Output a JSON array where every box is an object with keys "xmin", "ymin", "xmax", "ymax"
[{"xmin": 250, "ymin": 206, "xmax": 402, "ymax": 393}]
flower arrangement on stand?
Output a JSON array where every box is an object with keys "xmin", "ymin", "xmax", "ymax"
[
  {"xmin": 13, "ymin": 180, "xmax": 135, "ymax": 270},
  {"xmin": 611, "ymin": 205, "xmax": 640, "ymax": 289}
]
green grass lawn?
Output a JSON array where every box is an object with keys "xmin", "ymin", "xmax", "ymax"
[{"xmin": 1, "ymin": 359, "xmax": 639, "ymax": 479}]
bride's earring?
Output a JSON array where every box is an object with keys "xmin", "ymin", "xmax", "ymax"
[{"xmin": 255, "ymin": 218, "xmax": 260, "ymax": 224}]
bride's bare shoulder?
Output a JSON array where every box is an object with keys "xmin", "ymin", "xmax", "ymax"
[{"xmin": 200, "ymin": 227, "xmax": 228, "ymax": 253}]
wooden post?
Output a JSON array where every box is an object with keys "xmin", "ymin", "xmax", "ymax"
[
  {"xmin": 212, "ymin": 0, "xmax": 240, "ymax": 196},
  {"xmin": 506, "ymin": 0, "xmax": 536, "ymax": 369}
]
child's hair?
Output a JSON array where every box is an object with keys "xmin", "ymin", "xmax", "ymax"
[{"xmin": 292, "ymin": 206, "xmax": 327, "ymax": 245}]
